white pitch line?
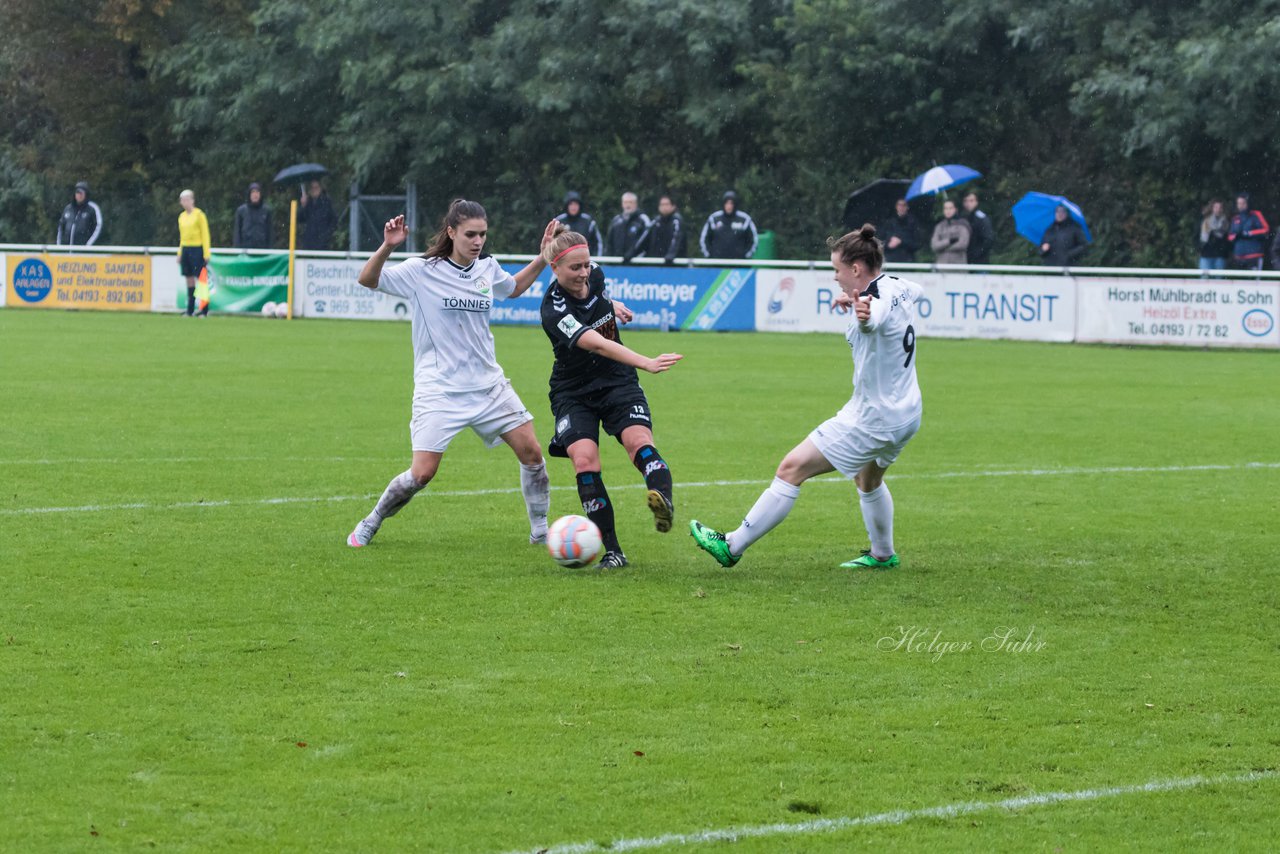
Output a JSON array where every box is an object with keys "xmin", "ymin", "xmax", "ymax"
[
  {"xmin": 0, "ymin": 455, "xmax": 399, "ymax": 466},
  {"xmin": 1, "ymin": 461, "xmax": 1277, "ymax": 517},
  {"xmin": 504, "ymin": 769, "xmax": 1277, "ymax": 854}
]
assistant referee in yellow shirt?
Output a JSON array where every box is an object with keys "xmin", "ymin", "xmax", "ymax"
[{"xmin": 177, "ymin": 189, "xmax": 211, "ymax": 316}]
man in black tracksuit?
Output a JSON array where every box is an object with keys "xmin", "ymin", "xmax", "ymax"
[
  {"xmin": 233, "ymin": 182, "xmax": 273, "ymax": 249},
  {"xmin": 605, "ymin": 192, "xmax": 652, "ymax": 262},
  {"xmin": 700, "ymin": 190, "xmax": 758, "ymax": 259},
  {"xmin": 554, "ymin": 191, "xmax": 604, "ymax": 255},
  {"xmin": 56, "ymin": 181, "xmax": 103, "ymax": 246},
  {"xmin": 1228, "ymin": 192, "xmax": 1270, "ymax": 270},
  {"xmin": 634, "ymin": 195, "xmax": 687, "ymax": 264}
]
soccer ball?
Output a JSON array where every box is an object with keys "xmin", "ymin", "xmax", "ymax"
[
  {"xmin": 546, "ymin": 515, "xmax": 603, "ymax": 568},
  {"xmin": 274, "ymin": 301, "xmax": 290, "ymax": 318},
  {"xmin": 261, "ymin": 301, "xmax": 277, "ymax": 317}
]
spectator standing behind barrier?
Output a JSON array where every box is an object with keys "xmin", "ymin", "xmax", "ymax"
[
  {"xmin": 177, "ymin": 189, "xmax": 211, "ymax": 317},
  {"xmin": 554, "ymin": 191, "xmax": 604, "ymax": 255},
  {"xmin": 1039, "ymin": 204, "xmax": 1088, "ymax": 267},
  {"xmin": 880, "ymin": 199, "xmax": 920, "ymax": 263},
  {"xmin": 56, "ymin": 181, "xmax": 103, "ymax": 246},
  {"xmin": 930, "ymin": 199, "xmax": 971, "ymax": 265},
  {"xmin": 605, "ymin": 192, "xmax": 652, "ymax": 263},
  {"xmin": 635, "ymin": 195, "xmax": 687, "ymax": 264},
  {"xmin": 1227, "ymin": 192, "xmax": 1269, "ymax": 271},
  {"xmin": 298, "ymin": 179, "xmax": 337, "ymax": 250},
  {"xmin": 233, "ymin": 182, "xmax": 273, "ymax": 249},
  {"xmin": 700, "ymin": 190, "xmax": 758, "ymax": 259},
  {"xmin": 962, "ymin": 191, "xmax": 993, "ymax": 264},
  {"xmin": 1198, "ymin": 199, "xmax": 1230, "ymax": 272}
]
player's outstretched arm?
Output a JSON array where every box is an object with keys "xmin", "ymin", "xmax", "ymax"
[
  {"xmin": 511, "ymin": 219, "xmax": 560, "ymax": 297},
  {"xmin": 575, "ymin": 329, "xmax": 682, "ymax": 374},
  {"xmin": 357, "ymin": 215, "xmax": 406, "ymax": 289}
]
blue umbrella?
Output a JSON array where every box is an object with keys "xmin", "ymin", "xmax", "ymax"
[
  {"xmin": 1012, "ymin": 192, "xmax": 1092, "ymax": 245},
  {"xmin": 905, "ymin": 164, "xmax": 982, "ymax": 200}
]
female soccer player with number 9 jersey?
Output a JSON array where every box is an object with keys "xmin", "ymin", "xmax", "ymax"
[{"xmin": 691, "ymin": 223, "xmax": 923, "ymax": 569}]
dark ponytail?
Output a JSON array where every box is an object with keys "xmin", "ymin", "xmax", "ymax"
[
  {"xmin": 827, "ymin": 223, "xmax": 884, "ymax": 271},
  {"xmin": 424, "ymin": 199, "xmax": 488, "ymax": 259}
]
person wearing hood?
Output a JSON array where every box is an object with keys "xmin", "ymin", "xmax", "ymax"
[
  {"xmin": 1039, "ymin": 205, "xmax": 1088, "ymax": 267},
  {"xmin": 700, "ymin": 190, "xmax": 758, "ymax": 260},
  {"xmin": 605, "ymin": 192, "xmax": 652, "ymax": 263},
  {"xmin": 1228, "ymin": 192, "xmax": 1269, "ymax": 270},
  {"xmin": 233, "ymin": 182, "xmax": 273, "ymax": 249},
  {"xmin": 554, "ymin": 191, "xmax": 603, "ymax": 255},
  {"xmin": 56, "ymin": 181, "xmax": 103, "ymax": 246},
  {"xmin": 930, "ymin": 199, "xmax": 971, "ymax": 265}
]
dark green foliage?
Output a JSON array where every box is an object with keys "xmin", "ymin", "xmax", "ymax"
[{"xmin": 2, "ymin": 0, "xmax": 1277, "ymax": 264}]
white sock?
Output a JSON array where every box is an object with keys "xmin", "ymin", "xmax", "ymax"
[
  {"xmin": 726, "ymin": 477, "xmax": 801, "ymax": 555},
  {"xmin": 368, "ymin": 470, "xmax": 425, "ymax": 524},
  {"xmin": 858, "ymin": 482, "xmax": 895, "ymax": 559},
  {"xmin": 520, "ymin": 461, "xmax": 550, "ymax": 537}
]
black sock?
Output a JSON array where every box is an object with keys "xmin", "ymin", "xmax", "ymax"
[
  {"xmin": 186, "ymin": 285, "xmax": 195, "ymax": 315},
  {"xmin": 576, "ymin": 471, "xmax": 621, "ymax": 553},
  {"xmin": 633, "ymin": 445, "xmax": 672, "ymax": 502}
]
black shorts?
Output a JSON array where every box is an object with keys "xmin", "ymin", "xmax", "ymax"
[
  {"xmin": 180, "ymin": 246, "xmax": 206, "ymax": 277},
  {"xmin": 548, "ymin": 383, "xmax": 653, "ymax": 458}
]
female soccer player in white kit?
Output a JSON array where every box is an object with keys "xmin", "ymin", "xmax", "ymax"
[
  {"xmin": 347, "ymin": 200, "xmax": 560, "ymax": 548},
  {"xmin": 690, "ymin": 224, "xmax": 923, "ymax": 569}
]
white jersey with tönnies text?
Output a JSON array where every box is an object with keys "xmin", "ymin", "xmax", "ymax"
[{"xmin": 375, "ymin": 255, "xmax": 517, "ymax": 392}]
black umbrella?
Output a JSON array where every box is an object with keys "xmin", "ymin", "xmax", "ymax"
[
  {"xmin": 841, "ymin": 178, "xmax": 932, "ymax": 232},
  {"xmin": 273, "ymin": 163, "xmax": 329, "ymax": 184}
]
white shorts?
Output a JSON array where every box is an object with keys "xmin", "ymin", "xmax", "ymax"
[
  {"xmin": 808, "ymin": 412, "xmax": 921, "ymax": 477},
  {"xmin": 410, "ymin": 380, "xmax": 533, "ymax": 453}
]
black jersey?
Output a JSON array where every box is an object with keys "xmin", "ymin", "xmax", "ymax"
[{"xmin": 540, "ymin": 264, "xmax": 637, "ymax": 396}]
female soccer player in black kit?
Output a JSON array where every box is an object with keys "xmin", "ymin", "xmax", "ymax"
[{"xmin": 539, "ymin": 227, "xmax": 683, "ymax": 568}]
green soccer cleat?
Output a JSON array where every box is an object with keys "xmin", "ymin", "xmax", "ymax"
[
  {"xmin": 689, "ymin": 520, "xmax": 740, "ymax": 568},
  {"xmin": 840, "ymin": 549, "xmax": 900, "ymax": 570}
]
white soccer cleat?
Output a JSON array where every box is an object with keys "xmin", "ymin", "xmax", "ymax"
[
  {"xmin": 529, "ymin": 530, "xmax": 547, "ymax": 545},
  {"xmin": 347, "ymin": 518, "xmax": 380, "ymax": 548}
]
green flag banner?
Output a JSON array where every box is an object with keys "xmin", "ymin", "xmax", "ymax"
[{"xmin": 178, "ymin": 253, "xmax": 289, "ymax": 313}]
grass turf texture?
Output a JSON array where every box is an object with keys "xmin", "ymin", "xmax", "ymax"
[{"xmin": 2, "ymin": 309, "xmax": 1277, "ymax": 853}]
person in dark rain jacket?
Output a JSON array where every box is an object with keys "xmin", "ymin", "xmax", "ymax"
[
  {"xmin": 554, "ymin": 191, "xmax": 604, "ymax": 255},
  {"xmin": 700, "ymin": 190, "xmax": 758, "ymax": 259},
  {"xmin": 233, "ymin": 182, "xmax": 273, "ymax": 249},
  {"xmin": 1039, "ymin": 205, "xmax": 1088, "ymax": 267}
]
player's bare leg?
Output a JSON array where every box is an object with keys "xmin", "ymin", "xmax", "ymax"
[
  {"xmin": 842, "ymin": 460, "xmax": 899, "ymax": 569},
  {"xmin": 347, "ymin": 451, "xmax": 440, "ymax": 547},
  {"xmin": 620, "ymin": 425, "xmax": 673, "ymax": 533},
  {"xmin": 500, "ymin": 421, "xmax": 550, "ymax": 544}
]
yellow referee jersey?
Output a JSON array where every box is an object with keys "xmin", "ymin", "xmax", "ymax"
[{"xmin": 177, "ymin": 208, "xmax": 211, "ymax": 260}]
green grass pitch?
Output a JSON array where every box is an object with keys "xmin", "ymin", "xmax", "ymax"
[{"xmin": 2, "ymin": 309, "xmax": 1278, "ymax": 852}]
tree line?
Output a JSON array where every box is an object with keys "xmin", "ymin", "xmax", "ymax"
[{"xmin": 3, "ymin": 0, "xmax": 1279, "ymax": 266}]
